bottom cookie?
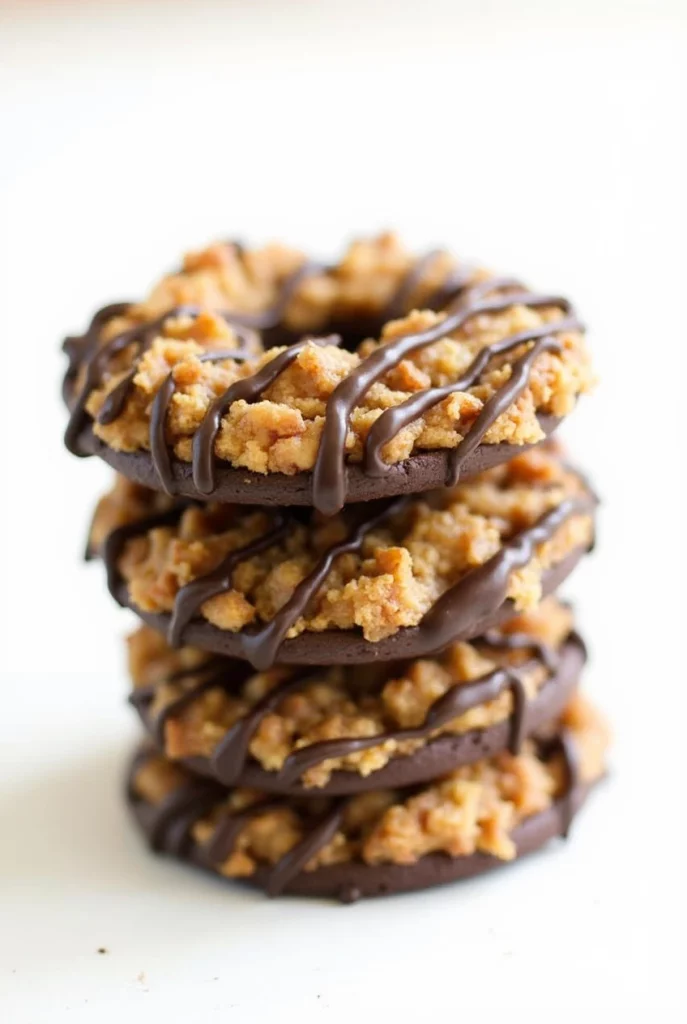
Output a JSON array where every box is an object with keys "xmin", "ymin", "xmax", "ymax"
[{"xmin": 127, "ymin": 694, "xmax": 608, "ymax": 902}]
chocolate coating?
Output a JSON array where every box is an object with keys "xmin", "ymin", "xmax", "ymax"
[
  {"xmin": 134, "ymin": 633, "xmax": 585, "ymax": 795},
  {"xmin": 63, "ymin": 247, "xmax": 581, "ymax": 510},
  {"xmin": 112, "ymin": 546, "xmax": 588, "ymax": 666},
  {"xmin": 71, "ymin": 415, "xmax": 561, "ymax": 506},
  {"xmin": 127, "ymin": 763, "xmax": 597, "ymax": 902}
]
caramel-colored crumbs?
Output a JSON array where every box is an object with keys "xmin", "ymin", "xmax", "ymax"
[
  {"xmin": 114, "ymin": 446, "xmax": 593, "ymax": 643},
  {"xmin": 129, "ymin": 598, "xmax": 574, "ymax": 788},
  {"xmin": 133, "ymin": 694, "xmax": 608, "ymax": 873},
  {"xmin": 88, "ymin": 476, "xmax": 175, "ymax": 555},
  {"xmin": 76, "ymin": 234, "xmax": 592, "ymax": 474}
]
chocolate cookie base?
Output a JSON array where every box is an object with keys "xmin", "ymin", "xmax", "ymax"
[
  {"xmin": 74, "ymin": 414, "xmax": 561, "ymax": 506},
  {"xmin": 113, "ymin": 546, "xmax": 586, "ymax": 666},
  {"xmin": 135, "ymin": 634, "xmax": 585, "ymax": 795},
  {"xmin": 128, "ymin": 777, "xmax": 596, "ymax": 903}
]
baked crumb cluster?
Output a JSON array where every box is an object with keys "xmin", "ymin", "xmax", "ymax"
[
  {"xmin": 132, "ymin": 694, "xmax": 608, "ymax": 872},
  {"xmin": 88, "ymin": 476, "xmax": 175, "ymax": 555},
  {"xmin": 70, "ymin": 234, "xmax": 593, "ymax": 475},
  {"xmin": 129, "ymin": 598, "xmax": 574, "ymax": 787},
  {"xmin": 113, "ymin": 447, "xmax": 593, "ymax": 642}
]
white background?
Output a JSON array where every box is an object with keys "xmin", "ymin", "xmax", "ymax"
[{"xmin": 0, "ymin": 0, "xmax": 685, "ymax": 1019}]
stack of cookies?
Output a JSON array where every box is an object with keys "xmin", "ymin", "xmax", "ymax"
[{"xmin": 63, "ymin": 234, "xmax": 608, "ymax": 902}]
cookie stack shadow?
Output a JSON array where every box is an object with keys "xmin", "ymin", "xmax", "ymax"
[{"xmin": 63, "ymin": 235, "xmax": 608, "ymax": 902}]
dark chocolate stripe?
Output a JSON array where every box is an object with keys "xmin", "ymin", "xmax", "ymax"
[
  {"xmin": 556, "ymin": 728, "xmax": 580, "ymax": 838},
  {"xmin": 62, "ymin": 301, "xmax": 131, "ymax": 387},
  {"xmin": 167, "ymin": 515, "xmax": 292, "ymax": 647},
  {"xmin": 210, "ymin": 672, "xmax": 321, "ymax": 786},
  {"xmin": 265, "ymin": 803, "xmax": 346, "ymax": 897},
  {"xmin": 234, "ymin": 498, "xmax": 408, "ymax": 670},
  {"xmin": 150, "ymin": 348, "xmax": 251, "ymax": 496},
  {"xmin": 140, "ymin": 780, "xmax": 221, "ymax": 854},
  {"xmin": 413, "ymin": 493, "xmax": 596, "ymax": 656},
  {"xmin": 138, "ymin": 629, "xmax": 561, "ymax": 789},
  {"xmin": 312, "ymin": 290, "xmax": 573, "ymax": 515},
  {"xmin": 478, "ymin": 628, "xmax": 560, "ymax": 673},
  {"xmin": 130, "ymin": 720, "xmax": 590, "ymax": 899},
  {"xmin": 363, "ymin": 318, "xmax": 579, "ymax": 480},
  {"xmin": 201, "ymin": 796, "xmax": 346, "ymax": 899},
  {"xmin": 65, "ymin": 254, "xmax": 581, "ymax": 511},
  {"xmin": 203, "ymin": 801, "xmax": 284, "ymax": 865},
  {"xmin": 130, "ymin": 660, "xmax": 248, "ymax": 748},
  {"xmin": 191, "ymin": 334, "xmax": 341, "ymax": 495},
  {"xmin": 65, "ymin": 303, "xmax": 256, "ymax": 453},
  {"xmin": 105, "ymin": 482, "xmax": 594, "ymax": 670},
  {"xmin": 273, "ymin": 669, "xmax": 528, "ymax": 786}
]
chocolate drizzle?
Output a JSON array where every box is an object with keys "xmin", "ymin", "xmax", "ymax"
[
  {"xmin": 130, "ymin": 628, "xmax": 585, "ymax": 792},
  {"xmin": 125, "ymin": 753, "xmax": 223, "ymax": 856},
  {"xmin": 64, "ymin": 303, "xmax": 257, "ymax": 457},
  {"xmin": 167, "ymin": 513, "xmax": 292, "ymax": 647},
  {"xmin": 64, "ymin": 248, "xmax": 583, "ymax": 509},
  {"xmin": 263, "ymin": 803, "xmax": 346, "ymax": 897},
  {"xmin": 168, "ymin": 497, "xmax": 409, "ymax": 665},
  {"xmin": 363, "ymin": 322, "xmax": 578, "ymax": 483},
  {"xmin": 556, "ymin": 728, "xmax": 580, "ymax": 838},
  {"xmin": 128, "ymin": 722, "xmax": 593, "ymax": 900},
  {"xmin": 413, "ymin": 493, "xmax": 596, "ymax": 656},
  {"xmin": 150, "ymin": 348, "xmax": 250, "ymax": 495},
  {"xmin": 191, "ymin": 335, "xmax": 341, "ymax": 495},
  {"xmin": 311, "ymin": 290, "xmax": 577, "ymax": 515},
  {"xmin": 259, "ymin": 668, "xmax": 528, "ymax": 788},
  {"xmin": 104, "ymin": 483, "xmax": 596, "ymax": 669}
]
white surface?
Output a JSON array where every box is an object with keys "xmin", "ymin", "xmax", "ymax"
[{"xmin": 1, "ymin": 1, "xmax": 686, "ymax": 1019}]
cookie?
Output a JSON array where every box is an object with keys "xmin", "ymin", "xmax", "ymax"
[
  {"xmin": 126, "ymin": 693, "xmax": 608, "ymax": 901},
  {"xmin": 63, "ymin": 235, "xmax": 592, "ymax": 512},
  {"xmin": 128, "ymin": 599, "xmax": 586, "ymax": 793},
  {"xmin": 98, "ymin": 448, "xmax": 596, "ymax": 667}
]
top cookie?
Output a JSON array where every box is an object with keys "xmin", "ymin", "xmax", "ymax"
[{"xmin": 63, "ymin": 234, "xmax": 592, "ymax": 513}]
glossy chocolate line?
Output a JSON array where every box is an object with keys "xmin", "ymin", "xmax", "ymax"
[
  {"xmin": 191, "ymin": 334, "xmax": 341, "ymax": 495},
  {"xmin": 94, "ymin": 307, "xmax": 204, "ymax": 424},
  {"xmin": 311, "ymin": 290, "xmax": 573, "ymax": 515},
  {"xmin": 202, "ymin": 800, "xmax": 284, "ymax": 865},
  {"xmin": 132, "ymin": 721, "xmax": 587, "ymax": 897},
  {"xmin": 234, "ymin": 498, "xmax": 409, "ymax": 670},
  {"xmin": 97, "ymin": 315, "xmax": 258, "ymax": 426},
  {"xmin": 65, "ymin": 298, "xmax": 256, "ymax": 453},
  {"xmin": 139, "ymin": 779, "xmax": 221, "ymax": 854},
  {"xmin": 107, "ymin": 481, "xmax": 593, "ymax": 669},
  {"xmin": 265, "ymin": 803, "xmax": 346, "ymax": 897},
  {"xmin": 168, "ymin": 514, "xmax": 291, "ymax": 647},
  {"xmin": 479, "ymin": 628, "xmax": 560, "ymax": 673},
  {"xmin": 272, "ymin": 668, "xmax": 529, "ymax": 787},
  {"xmin": 150, "ymin": 348, "xmax": 249, "ymax": 495},
  {"xmin": 65, "ymin": 256, "xmax": 579, "ymax": 509},
  {"xmin": 210, "ymin": 671, "xmax": 321, "ymax": 785},
  {"xmin": 64, "ymin": 260, "xmax": 324, "ymax": 450},
  {"xmin": 130, "ymin": 661, "xmax": 246, "ymax": 748},
  {"xmin": 62, "ymin": 302, "xmax": 131, "ymax": 384},
  {"xmin": 414, "ymin": 493, "xmax": 596, "ymax": 656},
  {"xmin": 363, "ymin": 318, "xmax": 579, "ymax": 479},
  {"xmin": 137, "ymin": 630, "xmax": 562, "ymax": 789},
  {"xmin": 64, "ymin": 305, "xmax": 142, "ymax": 455},
  {"xmin": 556, "ymin": 728, "xmax": 580, "ymax": 838},
  {"xmin": 199, "ymin": 795, "xmax": 346, "ymax": 898}
]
